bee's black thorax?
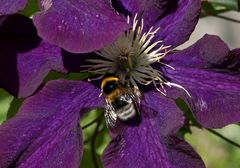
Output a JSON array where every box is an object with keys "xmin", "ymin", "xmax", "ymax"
[
  {"xmin": 101, "ymin": 76, "xmax": 121, "ymax": 95},
  {"xmin": 103, "ymin": 80, "xmax": 119, "ymax": 95}
]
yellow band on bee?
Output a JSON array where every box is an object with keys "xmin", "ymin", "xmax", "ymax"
[
  {"xmin": 101, "ymin": 76, "xmax": 119, "ymax": 89},
  {"xmin": 106, "ymin": 88, "xmax": 120, "ymax": 103}
]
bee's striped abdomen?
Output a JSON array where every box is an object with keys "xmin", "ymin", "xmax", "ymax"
[{"xmin": 101, "ymin": 76, "xmax": 142, "ymax": 127}]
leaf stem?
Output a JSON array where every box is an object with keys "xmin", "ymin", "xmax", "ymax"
[
  {"xmin": 201, "ymin": 9, "xmax": 240, "ymax": 24},
  {"xmin": 206, "ymin": 128, "xmax": 240, "ymax": 149},
  {"xmin": 212, "ymin": 15, "xmax": 240, "ymax": 24},
  {"xmin": 91, "ymin": 119, "xmax": 102, "ymax": 168},
  {"xmin": 84, "ymin": 122, "xmax": 106, "ymax": 144},
  {"xmin": 82, "ymin": 113, "xmax": 103, "ymax": 130}
]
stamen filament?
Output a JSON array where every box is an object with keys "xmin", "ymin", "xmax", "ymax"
[{"xmin": 82, "ymin": 13, "xmax": 190, "ymax": 97}]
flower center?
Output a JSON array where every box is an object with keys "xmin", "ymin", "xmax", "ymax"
[{"xmin": 83, "ymin": 14, "xmax": 189, "ymax": 96}]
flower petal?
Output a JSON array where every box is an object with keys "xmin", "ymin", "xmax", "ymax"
[
  {"xmin": 154, "ymin": 0, "xmax": 201, "ymax": 48},
  {"xmin": 143, "ymin": 91, "xmax": 184, "ymax": 136},
  {"xmin": 164, "ymin": 35, "xmax": 240, "ymax": 128},
  {"xmin": 113, "ymin": 0, "xmax": 171, "ymax": 29},
  {"xmin": 102, "ymin": 92, "xmax": 204, "ymax": 168},
  {"xmin": 0, "ymin": 80, "xmax": 102, "ymax": 168},
  {"xmin": 0, "ymin": 0, "xmax": 27, "ymax": 15},
  {"xmin": 0, "ymin": 14, "xmax": 67, "ymax": 98},
  {"xmin": 166, "ymin": 67, "xmax": 240, "ymax": 128},
  {"xmin": 163, "ymin": 136, "xmax": 205, "ymax": 168},
  {"xmin": 0, "ymin": 15, "xmax": 98, "ymax": 98},
  {"xmin": 33, "ymin": 0, "xmax": 129, "ymax": 53},
  {"xmin": 165, "ymin": 34, "xmax": 230, "ymax": 68},
  {"xmin": 102, "ymin": 107, "xmax": 171, "ymax": 168},
  {"xmin": 214, "ymin": 48, "xmax": 240, "ymax": 72},
  {"xmin": 19, "ymin": 126, "xmax": 82, "ymax": 168}
]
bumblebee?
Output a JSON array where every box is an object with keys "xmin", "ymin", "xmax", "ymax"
[{"xmin": 101, "ymin": 76, "xmax": 142, "ymax": 128}]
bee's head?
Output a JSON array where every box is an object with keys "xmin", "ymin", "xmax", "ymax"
[{"xmin": 101, "ymin": 75, "xmax": 119, "ymax": 95}]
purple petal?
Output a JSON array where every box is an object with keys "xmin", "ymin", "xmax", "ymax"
[
  {"xmin": 102, "ymin": 108, "xmax": 171, "ymax": 168},
  {"xmin": 0, "ymin": 0, "xmax": 27, "ymax": 15},
  {"xmin": 19, "ymin": 126, "xmax": 82, "ymax": 168},
  {"xmin": 154, "ymin": 0, "xmax": 201, "ymax": 48},
  {"xmin": 0, "ymin": 80, "xmax": 102, "ymax": 168},
  {"xmin": 215, "ymin": 48, "xmax": 240, "ymax": 72},
  {"xmin": 165, "ymin": 34, "xmax": 230, "ymax": 68},
  {"xmin": 17, "ymin": 41, "xmax": 66, "ymax": 98},
  {"xmin": 0, "ymin": 15, "xmax": 98, "ymax": 98},
  {"xmin": 0, "ymin": 14, "xmax": 67, "ymax": 98},
  {"xmin": 113, "ymin": 0, "xmax": 171, "ymax": 29},
  {"xmin": 33, "ymin": 0, "xmax": 129, "ymax": 53},
  {"xmin": 167, "ymin": 67, "xmax": 240, "ymax": 128},
  {"xmin": 164, "ymin": 35, "xmax": 240, "ymax": 128},
  {"xmin": 164, "ymin": 136, "xmax": 205, "ymax": 168},
  {"xmin": 143, "ymin": 91, "xmax": 184, "ymax": 136},
  {"xmin": 102, "ymin": 93, "xmax": 204, "ymax": 168}
]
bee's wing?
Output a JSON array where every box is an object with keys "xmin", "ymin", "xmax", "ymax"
[
  {"xmin": 105, "ymin": 103, "xmax": 117, "ymax": 128},
  {"xmin": 125, "ymin": 88, "xmax": 141, "ymax": 114}
]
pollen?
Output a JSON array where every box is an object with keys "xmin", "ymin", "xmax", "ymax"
[{"xmin": 83, "ymin": 14, "xmax": 190, "ymax": 96}]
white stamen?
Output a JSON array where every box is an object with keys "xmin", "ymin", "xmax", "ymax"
[
  {"xmin": 83, "ymin": 14, "xmax": 190, "ymax": 97},
  {"xmin": 165, "ymin": 82, "xmax": 191, "ymax": 97}
]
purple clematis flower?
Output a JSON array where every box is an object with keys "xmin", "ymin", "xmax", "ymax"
[
  {"xmin": 0, "ymin": 0, "xmax": 240, "ymax": 168},
  {"xmin": 0, "ymin": 0, "xmax": 27, "ymax": 16}
]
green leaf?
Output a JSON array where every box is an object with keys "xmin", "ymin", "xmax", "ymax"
[
  {"xmin": 19, "ymin": 0, "xmax": 39, "ymax": 17},
  {"xmin": 175, "ymin": 98, "xmax": 202, "ymax": 128},
  {"xmin": 80, "ymin": 148, "xmax": 102, "ymax": 168},
  {"xmin": 177, "ymin": 124, "xmax": 192, "ymax": 138},
  {"xmin": 208, "ymin": 0, "xmax": 239, "ymax": 10},
  {"xmin": 80, "ymin": 109, "xmax": 110, "ymax": 168},
  {"xmin": 0, "ymin": 89, "xmax": 13, "ymax": 124},
  {"xmin": 81, "ymin": 109, "xmax": 110, "ymax": 155},
  {"xmin": 7, "ymin": 98, "xmax": 24, "ymax": 120},
  {"xmin": 201, "ymin": 0, "xmax": 239, "ymax": 17},
  {"xmin": 175, "ymin": 98, "xmax": 203, "ymax": 137},
  {"xmin": 43, "ymin": 71, "xmax": 91, "ymax": 82},
  {"xmin": 94, "ymin": 123, "xmax": 111, "ymax": 154},
  {"xmin": 65, "ymin": 72, "xmax": 91, "ymax": 81}
]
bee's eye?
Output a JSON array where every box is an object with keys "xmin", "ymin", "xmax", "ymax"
[{"xmin": 103, "ymin": 81, "xmax": 118, "ymax": 94}]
